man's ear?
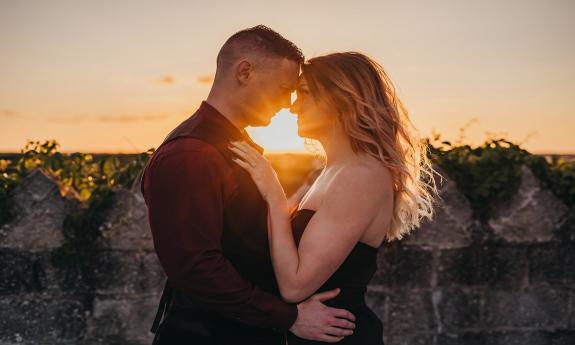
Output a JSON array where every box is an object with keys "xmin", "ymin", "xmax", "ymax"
[{"xmin": 235, "ymin": 60, "xmax": 253, "ymax": 85}]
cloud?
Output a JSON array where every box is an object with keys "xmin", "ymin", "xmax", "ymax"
[
  {"xmin": 47, "ymin": 113, "xmax": 171, "ymax": 124},
  {"xmin": 1, "ymin": 110, "xmax": 20, "ymax": 118},
  {"xmin": 153, "ymin": 75, "xmax": 175, "ymax": 85},
  {"xmin": 47, "ymin": 115, "xmax": 86, "ymax": 124},
  {"xmin": 96, "ymin": 114, "xmax": 170, "ymax": 123},
  {"xmin": 197, "ymin": 74, "xmax": 214, "ymax": 85}
]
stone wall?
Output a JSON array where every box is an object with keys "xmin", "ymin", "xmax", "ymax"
[{"xmin": 1, "ymin": 167, "xmax": 573, "ymax": 345}]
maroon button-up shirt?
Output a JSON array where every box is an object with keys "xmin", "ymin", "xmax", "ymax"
[{"xmin": 141, "ymin": 101, "xmax": 297, "ymax": 335}]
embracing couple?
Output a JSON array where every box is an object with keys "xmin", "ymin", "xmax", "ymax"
[{"xmin": 140, "ymin": 25, "xmax": 436, "ymax": 345}]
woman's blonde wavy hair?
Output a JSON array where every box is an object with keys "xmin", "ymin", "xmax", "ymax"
[{"xmin": 302, "ymin": 52, "xmax": 438, "ymax": 241}]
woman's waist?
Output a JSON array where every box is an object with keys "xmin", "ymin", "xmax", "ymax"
[{"xmin": 316, "ymin": 286, "xmax": 368, "ymax": 306}]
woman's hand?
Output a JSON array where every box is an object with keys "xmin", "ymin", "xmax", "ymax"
[{"xmin": 228, "ymin": 141, "xmax": 285, "ymax": 203}]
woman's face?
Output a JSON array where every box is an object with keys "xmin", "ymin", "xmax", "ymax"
[{"xmin": 290, "ymin": 75, "xmax": 334, "ymax": 139}]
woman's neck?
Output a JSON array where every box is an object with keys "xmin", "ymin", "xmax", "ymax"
[{"xmin": 318, "ymin": 131, "xmax": 357, "ymax": 168}]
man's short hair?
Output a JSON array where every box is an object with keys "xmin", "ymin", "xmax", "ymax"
[{"xmin": 216, "ymin": 25, "xmax": 304, "ymax": 75}]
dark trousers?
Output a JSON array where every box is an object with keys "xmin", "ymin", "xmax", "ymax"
[{"xmin": 154, "ymin": 323, "xmax": 213, "ymax": 345}]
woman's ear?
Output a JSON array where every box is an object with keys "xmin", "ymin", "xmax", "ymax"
[{"xmin": 235, "ymin": 59, "xmax": 253, "ymax": 85}]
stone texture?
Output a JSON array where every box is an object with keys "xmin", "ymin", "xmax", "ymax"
[
  {"xmin": 0, "ymin": 169, "xmax": 79, "ymax": 251},
  {"xmin": 85, "ymin": 296, "xmax": 159, "ymax": 344},
  {"xmin": 483, "ymin": 331, "xmax": 552, "ymax": 345},
  {"xmin": 100, "ymin": 188, "xmax": 153, "ymax": 251},
  {"xmin": 488, "ymin": 166, "xmax": 568, "ymax": 243},
  {"xmin": 406, "ymin": 169, "xmax": 475, "ymax": 250},
  {"xmin": 386, "ymin": 290, "xmax": 437, "ymax": 335},
  {"xmin": 551, "ymin": 331, "xmax": 575, "ymax": 345},
  {"xmin": 437, "ymin": 332, "xmax": 485, "ymax": 345},
  {"xmin": 438, "ymin": 243, "xmax": 528, "ymax": 288},
  {"xmin": 436, "ymin": 288, "xmax": 481, "ymax": 332},
  {"xmin": 385, "ymin": 334, "xmax": 436, "ymax": 345},
  {"xmin": 570, "ymin": 289, "xmax": 575, "ymax": 329},
  {"xmin": 529, "ymin": 243, "xmax": 575, "ymax": 285},
  {"xmin": 0, "ymin": 250, "xmax": 42, "ymax": 295},
  {"xmin": 92, "ymin": 250, "xmax": 164, "ymax": 295},
  {"xmin": 1, "ymin": 165, "xmax": 574, "ymax": 344},
  {"xmin": 0, "ymin": 293, "xmax": 87, "ymax": 344},
  {"xmin": 555, "ymin": 214, "xmax": 575, "ymax": 243},
  {"xmin": 483, "ymin": 287, "xmax": 569, "ymax": 329},
  {"xmin": 371, "ymin": 243, "xmax": 433, "ymax": 288}
]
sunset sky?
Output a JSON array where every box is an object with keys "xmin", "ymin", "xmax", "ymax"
[{"xmin": 1, "ymin": 0, "xmax": 574, "ymax": 154}]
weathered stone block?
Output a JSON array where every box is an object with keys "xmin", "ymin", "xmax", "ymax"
[
  {"xmin": 555, "ymin": 214, "xmax": 575, "ymax": 243},
  {"xmin": 371, "ymin": 243, "xmax": 433, "ymax": 288},
  {"xmin": 570, "ymin": 289, "xmax": 575, "ymax": 329},
  {"xmin": 483, "ymin": 287, "xmax": 569, "ymax": 329},
  {"xmin": 488, "ymin": 166, "xmax": 568, "ymax": 243},
  {"xmin": 385, "ymin": 333, "xmax": 435, "ymax": 345},
  {"xmin": 0, "ymin": 293, "xmax": 87, "ymax": 344},
  {"xmin": 92, "ymin": 250, "xmax": 163, "ymax": 295},
  {"xmin": 483, "ymin": 331, "xmax": 552, "ymax": 345},
  {"xmin": 385, "ymin": 290, "xmax": 437, "ymax": 335},
  {"xmin": 140, "ymin": 251, "xmax": 165, "ymax": 295},
  {"xmin": 436, "ymin": 288, "xmax": 481, "ymax": 332},
  {"xmin": 406, "ymin": 169, "xmax": 475, "ymax": 250},
  {"xmin": 86, "ymin": 295, "xmax": 159, "ymax": 344},
  {"xmin": 0, "ymin": 169, "xmax": 80, "ymax": 252},
  {"xmin": 100, "ymin": 188, "xmax": 153, "ymax": 251},
  {"xmin": 438, "ymin": 243, "xmax": 527, "ymax": 288},
  {"xmin": 529, "ymin": 243, "xmax": 575, "ymax": 285},
  {"xmin": 0, "ymin": 250, "xmax": 41, "ymax": 295},
  {"xmin": 551, "ymin": 331, "xmax": 575, "ymax": 345},
  {"xmin": 437, "ymin": 332, "xmax": 484, "ymax": 345}
]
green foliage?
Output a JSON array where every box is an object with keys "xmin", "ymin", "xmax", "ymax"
[
  {"xmin": 428, "ymin": 135, "xmax": 575, "ymax": 221},
  {"xmin": 527, "ymin": 155, "xmax": 575, "ymax": 208},
  {"xmin": 0, "ymin": 140, "xmax": 154, "ymax": 269},
  {"xmin": 1, "ymin": 137, "xmax": 574, "ymax": 244}
]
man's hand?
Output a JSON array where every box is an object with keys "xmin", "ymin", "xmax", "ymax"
[{"xmin": 289, "ymin": 288, "xmax": 356, "ymax": 343}]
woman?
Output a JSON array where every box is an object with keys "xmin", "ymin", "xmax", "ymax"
[{"xmin": 229, "ymin": 52, "xmax": 437, "ymax": 344}]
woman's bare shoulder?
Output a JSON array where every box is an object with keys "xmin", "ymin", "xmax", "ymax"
[{"xmin": 321, "ymin": 158, "xmax": 393, "ymax": 209}]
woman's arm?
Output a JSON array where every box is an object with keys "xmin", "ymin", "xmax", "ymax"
[
  {"xmin": 229, "ymin": 141, "xmax": 390, "ymax": 303},
  {"xmin": 266, "ymin": 167, "xmax": 386, "ymax": 302}
]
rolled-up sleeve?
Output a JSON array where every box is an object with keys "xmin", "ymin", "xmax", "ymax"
[{"xmin": 143, "ymin": 140, "xmax": 297, "ymax": 332}]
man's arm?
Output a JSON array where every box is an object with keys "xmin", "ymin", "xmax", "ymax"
[{"xmin": 144, "ymin": 141, "xmax": 296, "ymax": 331}]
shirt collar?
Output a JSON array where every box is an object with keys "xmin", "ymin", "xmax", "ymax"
[{"xmin": 198, "ymin": 101, "xmax": 264, "ymax": 154}]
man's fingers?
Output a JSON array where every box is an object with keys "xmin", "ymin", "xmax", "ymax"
[
  {"xmin": 332, "ymin": 308, "xmax": 356, "ymax": 322},
  {"xmin": 329, "ymin": 318, "xmax": 355, "ymax": 330},
  {"xmin": 317, "ymin": 334, "xmax": 345, "ymax": 343},
  {"xmin": 326, "ymin": 326, "xmax": 353, "ymax": 337},
  {"xmin": 312, "ymin": 288, "xmax": 340, "ymax": 302}
]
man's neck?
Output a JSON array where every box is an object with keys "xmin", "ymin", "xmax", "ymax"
[{"xmin": 206, "ymin": 91, "xmax": 247, "ymax": 132}]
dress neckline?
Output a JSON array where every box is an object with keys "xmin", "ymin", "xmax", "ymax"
[{"xmin": 293, "ymin": 208, "xmax": 380, "ymax": 251}]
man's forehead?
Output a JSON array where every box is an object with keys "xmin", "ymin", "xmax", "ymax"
[{"xmin": 281, "ymin": 61, "xmax": 300, "ymax": 87}]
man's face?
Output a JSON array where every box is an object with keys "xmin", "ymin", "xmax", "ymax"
[{"xmin": 243, "ymin": 57, "xmax": 299, "ymax": 127}]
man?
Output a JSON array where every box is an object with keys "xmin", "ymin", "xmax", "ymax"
[{"xmin": 141, "ymin": 25, "xmax": 356, "ymax": 345}]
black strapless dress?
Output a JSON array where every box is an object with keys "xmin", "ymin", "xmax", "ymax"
[{"xmin": 287, "ymin": 209, "xmax": 384, "ymax": 345}]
